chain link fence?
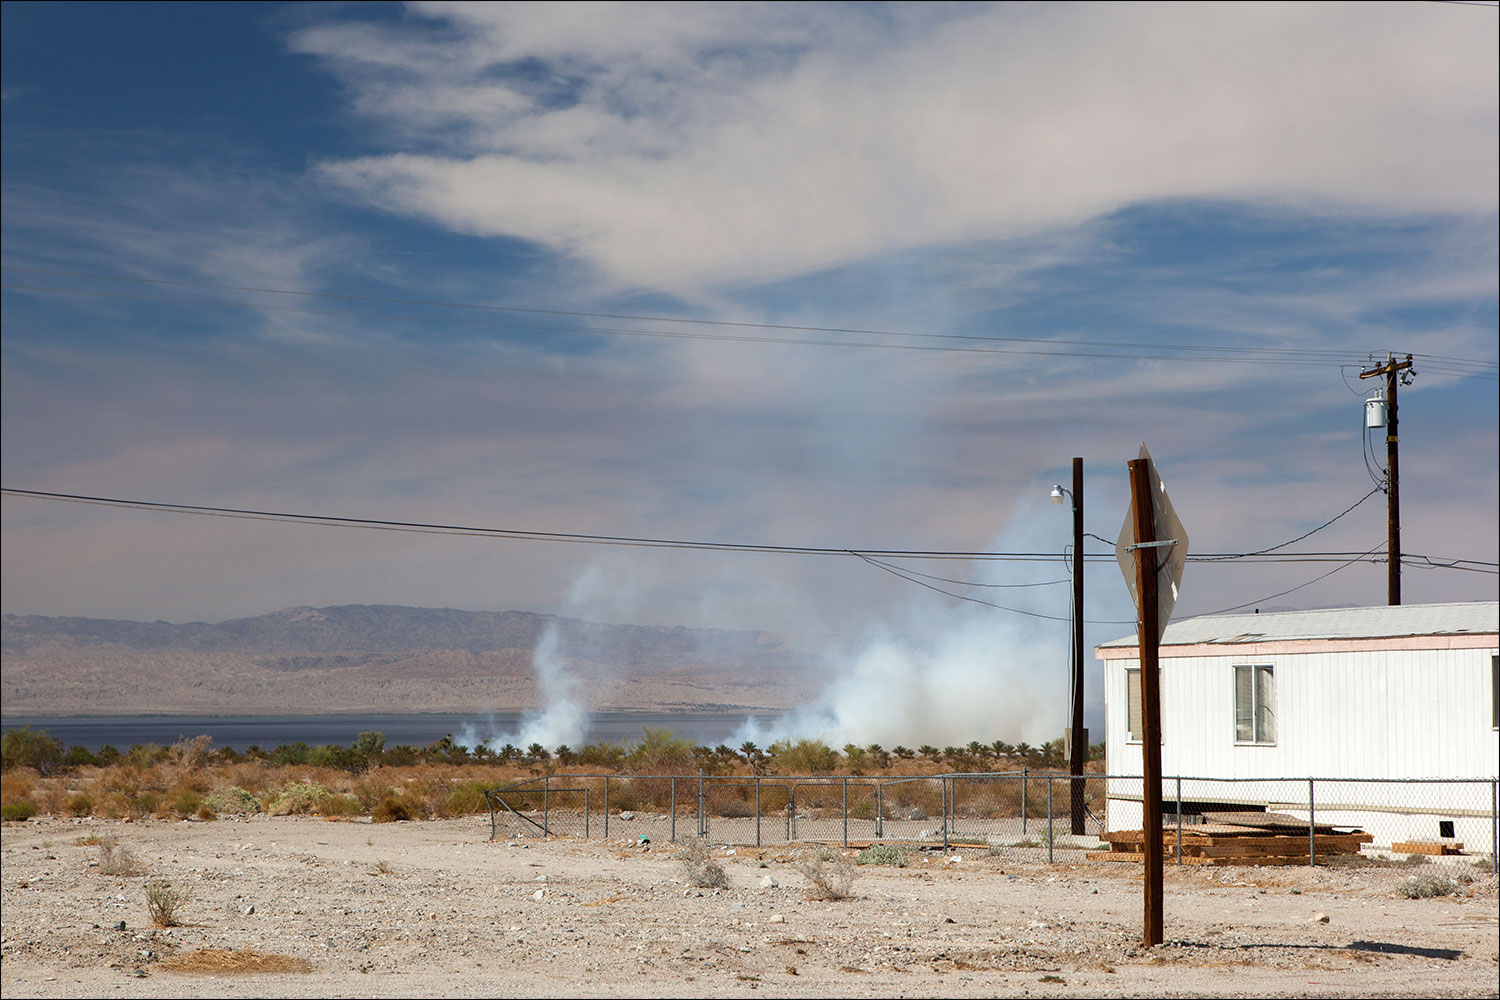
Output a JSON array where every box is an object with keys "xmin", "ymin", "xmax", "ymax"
[{"xmin": 486, "ymin": 770, "xmax": 1496, "ymax": 869}]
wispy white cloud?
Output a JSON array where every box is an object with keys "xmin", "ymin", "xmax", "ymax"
[{"xmin": 296, "ymin": 2, "xmax": 1498, "ymax": 295}]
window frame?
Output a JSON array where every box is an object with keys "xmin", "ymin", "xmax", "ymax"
[{"xmin": 1233, "ymin": 663, "xmax": 1276, "ymax": 746}]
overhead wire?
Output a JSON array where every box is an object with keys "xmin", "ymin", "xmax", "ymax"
[
  {"xmin": 5, "ymin": 267, "xmax": 1497, "ymax": 375},
  {"xmin": 850, "ymin": 552, "xmax": 1134, "ymax": 624},
  {"xmin": 1194, "ymin": 543, "xmax": 1389, "ymax": 616},
  {"xmin": 4, "ymin": 488, "xmax": 1493, "ymax": 575},
  {"xmin": 1194, "ymin": 486, "xmax": 1383, "ymax": 561}
]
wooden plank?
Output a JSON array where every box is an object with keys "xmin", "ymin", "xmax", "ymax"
[
  {"xmin": 1087, "ymin": 850, "xmax": 1359, "ymax": 867},
  {"xmin": 1391, "ymin": 840, "xmax": 1465, "ymax": 856},
  {"xmin": 1101, "ymin": 830, "xmax": 1371, "ymax": 850}
]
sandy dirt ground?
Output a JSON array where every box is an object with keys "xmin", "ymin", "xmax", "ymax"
[{"xmin": 2, "ymin": 814, "xmax": 1496, "ymax": 999}]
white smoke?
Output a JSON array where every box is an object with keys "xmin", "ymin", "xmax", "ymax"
[
  {"xmin": 455, "ymin": 494, "xmax": 1131, "ymax": 754},
  {"xmin": 731, "ymin": 496, "xmax": 1131, "ymax": 750},
  {"xmin": 459, "ymin": 621, "xmax": 590, "ymax": 753}
]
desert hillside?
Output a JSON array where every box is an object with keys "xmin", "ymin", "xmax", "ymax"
[{"xmin": 0, "ymin": 605, "xmax": 825, "ymax": 716}]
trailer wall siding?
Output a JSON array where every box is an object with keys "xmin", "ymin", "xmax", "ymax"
[{"xmin": 1106, "ymin": 643, "xmax": 1497, "ymax": 780}]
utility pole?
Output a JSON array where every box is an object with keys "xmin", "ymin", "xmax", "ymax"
[
  {"xmin": 1069, "ymin": 457, "xmax": 1086, "ymax": 835},
  {"xmin": 1360, "ymin": 354, "xmax": 1414, "ymax": 606},
  {"xmin": 1127, "ymin": 457, "xmax": 1165, "ymax": 947}
]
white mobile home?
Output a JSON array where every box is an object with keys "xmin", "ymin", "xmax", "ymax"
[{"xmin": 1096, "ymin": 602, "xmax": 1498, "ymax": 855}]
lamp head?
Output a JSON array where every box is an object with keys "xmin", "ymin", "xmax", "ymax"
[{"xmin": 1049, "ymin": 485, "xmax": 1067, "ymax": 505}]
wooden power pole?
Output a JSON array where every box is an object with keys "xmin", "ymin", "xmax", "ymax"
[{"xmin": 1360, "ymin": 354, "xmax": 1414, "ymax": 606}]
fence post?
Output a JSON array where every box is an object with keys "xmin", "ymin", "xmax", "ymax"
[
  {"xmin": 543, "ymin": 775, "xmax": 550, "ymax": 839},
  {"xmin": 584, "ymin": 789, "xmax": 590, "ymax": 840},
  {"xmin": 1021, "ymin": 768, "xmax": 1028, "ymax": 836},
  {"xmin": 698, "ymin": 770, "xmax": 705, "ymax": 840},
  {"xmin": 670, "ymin": 777, "xmax": 677, "ymax": 844},
  {"xmin": 1175, "ymin": 776, "xmax": 1182, "ymax": 866},
  {"xmin": 1492, "ymin": 779, "xmax": 1497, "ymax": 875},
  {"xmin": 943, "ymin": 777, "xmax": 951, "ymax": 851},
  {"xmin": 843, "ymin": 777, "xmax": 849, "ymax": 849},
  {"xmin": 876, "ymin": 781, "xmax": 884, "ymax": 840},
  {"xmin": 604, "ymin": 776, "xmax": 610, "ymax": 839},
  {"xmin": 755, "ymin": 777, "xmax": 761, "ymax": 848},
  {"xmin": 1047, "ymin": 777, "xmax": 1055, "ymax": 864},
  {"xmin": 1307, "ymin": 777, "xmax": 1316, "ymax": 868}
]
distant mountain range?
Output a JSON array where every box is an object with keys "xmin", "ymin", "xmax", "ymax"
[{"xmin": 0, "ymin": 605, "xmax": 825, "ymax": 716}]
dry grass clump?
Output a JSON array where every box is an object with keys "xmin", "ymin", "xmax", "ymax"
[
  {"xmin": 1397, "ymin": 871, "xmax": 1471, "ymax": 899},
  {"xmin": 677, "ymin": 838, "xmax": 730, "ymax": 889},
  {"xmin": 145, "ymin": 881, "xmax": 190, "ymax": 927},
  {"xmin": 96, "ymin": 835, "xmax": 147, "ymax": 876},
  {"xmin": 160, "ymin": 948, "xmax": 312, "ymax": 974},
  {"xmin": 797, "ymin": 852, "xmax": 859, "ymax": 900}
]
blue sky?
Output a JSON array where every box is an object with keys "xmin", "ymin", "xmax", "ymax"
[{"xmin": 3, "ymin": 2, "xmax": 1496, "ymax": 742}]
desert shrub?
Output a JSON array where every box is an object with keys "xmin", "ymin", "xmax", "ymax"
[
  {"xmin": 2, "ymin": 727, "xmax": 65, "ymax": 774},
  {"xmin": 579, "ymin": 743, "xmax": 626, "ymax": 769},
  {"xmin": 123, "ymin": 792, "xmax": 161, "ymax": 819},
  {"xmin": 446, "ymin": 780, "xmax": 491, "ymax": 815},
  {"xmin": 351, "ymin": 778, "xmax": 395, "ymax": 813},
  {"xmin": 768, "ymin": 738, "xmax": 839, "ymax": 775},
  {"xmin": 169, "ymin": 735, "xmax": 215, "ymax": 770},
  {"xmin": 797, "ymin": 853, "xmax": 858, "ymax": 900},
  {"xmin": 397, "ymin": 776, "xmax": 452, "ymax": 818},
  {"xmin": 855, "ymin": 843, "xmax": 909, "ymax": 867},
  {"xmin": 266, "ymin": 780, "xmax": 332, "ymax": 815},
  {"xmin": 271, "ymin": 742, "xmax": 313, "ymax": 766},
  {"xmin": 97, "ymin": 836, "xmax": 146, "ymax": 876},
  {"xmin": 626, "ymin": 728, "xmax": 695, "ymax": 773},
  {"xmin": 308, "ymin": 744, "xmax": 371, "ymax": 774},
  {"xmin": 1397, "ymin": 872, "xmax": 1461, "ymax": 898},
  {"xmin": 170, "ymin": 789, "xmax": 203, "ymax": 819},
  {"xmin": 317, "ymin": 793, "xmax": 363, "ymax": 818},
  {"xmin": 204, "ymin": 786, "xmax": 262, "ymax": 815},
  {"xmin": 372, "ymin": 794, "xmax": 426, "ymax": 822},
  {"xmin": 381, "ymin": 745, "xmax": 421, "ymax": 767},
  {"xmin": 620, "ymin": 774, "xmax": 685, "ymax": 811},
  {"xmin": 63, "ymin": 745, "xmax": 99, "ymax": 768},
  {"xmin": 352, "ymin": 731, "xmax": 386, "ymax": 755},
  {"xmin": 125, "ymin": 743, "xmax": 169, "ymax": 770},
  {"xmin": 146, "ymin": 881, "xmax": 189, "ymax": 927},
  {"xmin": 2, "ymin": 801, "xmax": 38, "ymax": 821},
  {"xmin": 1, "ymin": 772, "xmax": 37, "ymax": 804},
  {"xmin": 605, "ymin": 778, "xmax": 640, "ymax": 812},
  {"xmin": 66, "ymin": 792, "xmax": 95, "ymax": 816},
  {"xmin": 678, "ymin": 839, "xmax": 730, "ymax": 889},
  {"xmin": 714, "ymin": 794, "xmax": 755, "ymax": 818}
]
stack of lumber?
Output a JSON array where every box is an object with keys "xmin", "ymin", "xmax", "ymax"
[
  {"xmin": 1391, "ymin": 839, "xmax": 1464, "ymax": 856},
  {"xmin": 1088, "ymin": 813, "xmax": 1372, "ymax": 866}
]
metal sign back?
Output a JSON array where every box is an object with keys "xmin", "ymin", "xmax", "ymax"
[{"xmin": 1116, "ymin": 443, "xmax": 1189, "ymax": 635}]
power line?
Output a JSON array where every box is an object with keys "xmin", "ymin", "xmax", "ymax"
[
  {"xmin": 852, "ymin": 552, "xmax": 1134, "ymax": 624},
  {"xmin": 1194, "ymin": 487, "xmax": 1383, "ymax": 561},
  {"xmin": 1195, "ymin": 544, "xmax": 1389, "ymax": 616},
  {"xmin": 4, "ymin": 488, "xmax": 1493, "ymax": 571},
  {"xmin": 6, "ymin": 267, "xmax": 1497, "ymax": 375},
  {"xmin": 0, "ymin": 281, "xmax": 1380, "ymax": 368}
]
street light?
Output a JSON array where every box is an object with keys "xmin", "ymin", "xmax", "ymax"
[{"xmin": 1051, "ymin": 458, "xmax": 1087, "ymax": 835}]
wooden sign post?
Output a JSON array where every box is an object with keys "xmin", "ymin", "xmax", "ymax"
[{"xmin": 1128, "ymin": 456, "xmax": 1164, "ymax": 947}]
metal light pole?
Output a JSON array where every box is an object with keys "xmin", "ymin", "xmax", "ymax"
[{"xmin": 1050, "ymin": 457, "xmax": 1087, "ymax": 835}]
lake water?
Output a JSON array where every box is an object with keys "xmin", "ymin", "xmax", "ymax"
[{"xmin": 0, "ymin": 711, "xmax": 786, "ymax": 753}]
